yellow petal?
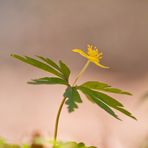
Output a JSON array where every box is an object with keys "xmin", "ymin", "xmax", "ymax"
[
  {"xmin": 87, "ymin": 56, "xmax": 98, "ymax": 63},
  {"xmin": 93, "ymin": 61, "xmax": 109, "ymax": 69},
  {"xmin": 72, "ymin": 49, "xmax": 89, "ymax": 59}
]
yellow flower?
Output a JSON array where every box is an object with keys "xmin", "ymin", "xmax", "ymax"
[{"xmin": 72, "ymin": 44, "xmax": 109, "ymax": 68}]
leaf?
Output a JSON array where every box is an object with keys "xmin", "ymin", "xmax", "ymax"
[
  {"xmin": 80, "ymin": 81, "xmax": 132, "ymax": 95},
  {"xmin": 22, "ymin": 144, "xmax": 30, "ymax": 148},
  {"xmin": 28, "ymin": 77, "xmax": 68, "ymax": 85},
  {"xmin": 37, "ymin": 57, "xmax": 71, "ymax": 81},
  {"xmin": 11, "ymin": 54, "xmax": 63, "ymax": 78},
  {"xmin": 79, "ymin": 86, "xmax": 136, "ymax": 120},
  {"xmin": 102, "ymin": 87, "xmax": 132, "ymax": 95},
  {"xmin": 81, "ymin": 81, "xmax": 110, "ymax": 89},
  {"xmin": 37, "ymin": 56, "xmax": 61, "ymax": 72},
  {"xmin": 5, "ymin": 144, "xmax": 20, "ymax": 148},
  {"xmin": 54, "ymin": 141, "xmax": 97, "ymax": 148},
  {"xmin": 0, "ymin": 137, "xmax": 5, "ymax": 145},
  {"xmin": 113, "ymin": 106, "xmax": 137, "ymax": 120},
  {"xmin": 59, "ymin": 60, "xmax": 71, "ymax": 80},
  {"xmin": 79, "ymin": 87, "xmax": 120, "ymax": 120},
  {"xmin": 64, "ymin": 87, "xmax": 82, "ymax": 112},
  {"xmin": 78, "ymin": 86, "xmax": 124, "ymax": 107}
]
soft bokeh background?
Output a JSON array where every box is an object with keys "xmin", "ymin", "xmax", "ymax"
[{"xmin": 0, "ymin": 1, "xmax": 148, "ymax": 147}]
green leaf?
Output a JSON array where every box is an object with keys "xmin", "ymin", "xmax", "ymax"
[
  {"xmin": 79, "ymin": 86, "xmax": 136, "ymax": 120},
  {"xmin": 80, "ymin": 81, "xmax": 132, "ymax": 95},
  {"xmin": 4, "ymin": 144, "xmax": 20, "ymax": 148},
  {"xmin": 78, "ymin": 86, "xmax": 124, "ymax": 107},
  {"xmin": 59, "ymin": 60, "xmax": 70, "ymax": 80},
  {"xmin": 113, "ymin": 106, "xmax": 137, "ymax": 120},
  {"xmin": 37, "ymin": 57, "xmax": 71, "ymax": 81},
  {"xmin": 79, "ymin": 87, "xmax": 120, "ymax": 120},
  {"xmin": 28, "ymin": 77, "xmax": 68, "ymax": 85},
  {"xmin": 37, "ymin": 56, "xmax": 61, "ymax": 72},
  {"xmin": 64, "ymin": 87, "xmax": 82, "ymax": 112},
  {"xmin": 54, "ymin": 141, "xmax": 96, "ymax": 148},
  {"xmin": 22, "ymin": 144, "xmax": 30, "ymax": 148},
  {"xmin": 11, "ymin": 54, "xmax": 63, "ymax": 78},
  {"xmin": 81, "ymin": 81, "xmax": 110, "ymax": 89},
  {"xmin": 102, "ymin": 87, "xmax": 132, "ymax": 95},
  {"xmin": 0, "ymin": 137, "xmax": 5, "ymax": 145}
]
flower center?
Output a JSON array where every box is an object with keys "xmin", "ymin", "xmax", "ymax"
[{"xmin": 87, "ymin": 45, "xmax": 99, "ymax": 58}]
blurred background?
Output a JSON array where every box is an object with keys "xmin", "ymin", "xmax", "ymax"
[{"xmin": 0, "ymin": 0, "xmax": 148, "ymax": 147}]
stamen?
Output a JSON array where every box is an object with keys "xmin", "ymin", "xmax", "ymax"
[{"xmin": 99, "ymin": 52, "xmax": 103, "ymax": 56}]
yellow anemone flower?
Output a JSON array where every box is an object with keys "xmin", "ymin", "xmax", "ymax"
[{"xmin": 72, "ymin": 45, "xmax": 109, "ymax": 68}]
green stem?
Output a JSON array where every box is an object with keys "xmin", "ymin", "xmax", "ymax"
[
  {"xmin": 72, "ymin": 60, "xmax": 90, "ymax": 86},
  {"xmin": 53, "ymin": 96, "xmax": 67, "ymax": 147},
  {"xmin": 53, "ymin": 60, "xmax": 90, "ymax": 147}
]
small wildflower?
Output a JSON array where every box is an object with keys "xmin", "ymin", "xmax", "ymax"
[{"xmin": 72, "ymin": 44, "xmax": 109, "ymax": 68}]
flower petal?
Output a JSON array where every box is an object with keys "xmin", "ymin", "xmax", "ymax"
[
  {"xmin": 87, "ymin": 56, "xmax": 98, "ymax": 63},
  {"xmin": 93, "ymin": 61, "xmax": 109, "ymax": 69},
  {"xmin": 72, "ymin": 49, "xmax": 89, "ymax": 59}
]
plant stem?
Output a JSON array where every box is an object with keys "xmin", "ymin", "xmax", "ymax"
[
  {"xmin": 53, "ymin": 96, "xmax": 67, "ymax": 147},
  {"xmin": 53, "ymin": 60, "xmax": 90, "ymax": 147},
  {"xmin": 72, "ymin": 60, "xmax": 90, "ymax": 86}
]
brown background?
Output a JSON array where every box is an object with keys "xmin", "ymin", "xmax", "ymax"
[{"xmin": 0, "ymin": 1, "xmax": 148, "ymax": 147}]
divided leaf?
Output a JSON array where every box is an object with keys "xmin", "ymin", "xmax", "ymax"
[
  {"xmin": 37, "ymin": 57, "xmax": 71, "ymax": 81},
  {"xmin": 79, "ymin": 86, "xmax": 120, "ymax": 120},
  {"xmin": 11, "ymin": 55, "xmax": 71, "ymax": 83},
  {"xmin": 78, "ymin": 86, "xmax": 136, "ymax": 120},
  {"xmin": 37, "ymin": 56, "xmax": 61, "ymax": 71},
  {"xmin": 11, "ymin": 54, "xmax": 63, "ymax": 78},
  {"xmin": 81, "ymin": 81, "xmax": 132, "ymax": 95},
  {"xmin": 112, "ymin": 106, "xmax": 136, "ymax": 120},
  {"xmin": 64, "ymin": 87, "xmax": 82, "ymax": 112},
  {"xmin": 28, "ymin": 77, "xmax": 68, "ymax": 85},
  {"xmin": 59, "ymin": 60, "xmax": 71, "ymax": 81}
]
